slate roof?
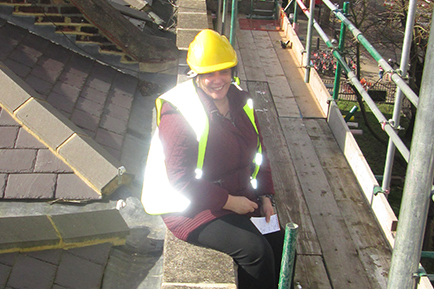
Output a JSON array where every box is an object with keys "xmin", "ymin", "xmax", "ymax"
[
  {"xmin": 0, "ymin": 107, "xmax": 100, "ymax": 200},
  {"xmin": 0, "ymin": 3, "xmax": 171, "ymax": 286},
  {"xmin": 0, "ymin": 20, "xmax": 146, "ymax": 200},
  {"xmin": 0, "ymin": 0, "xmax": 178, "ymax": 74}
]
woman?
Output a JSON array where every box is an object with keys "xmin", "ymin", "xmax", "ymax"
[{"xmin": 147, "ymin": 29, "xmax": 284, "ymax": 289}]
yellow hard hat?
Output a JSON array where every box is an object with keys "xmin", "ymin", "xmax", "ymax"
[{"xmin": 187, "ymin": 29, "xmax": 238, "ymax": 74}]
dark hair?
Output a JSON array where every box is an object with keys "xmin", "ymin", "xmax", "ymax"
[{"xmin": 231, "ymin": 66, "xmax": 238, "ymax": 78}]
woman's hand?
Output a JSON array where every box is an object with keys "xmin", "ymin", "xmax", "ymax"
[
  {"xmin": 261, "ymin": 196, "xmax": 274, "ymax": 223},
  {"xmin": 223, "ymin": 195, "xmax": 258, "ymax": 215}
]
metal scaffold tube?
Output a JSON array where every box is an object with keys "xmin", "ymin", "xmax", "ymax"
[
  {"xmin": 382, "ymin": 0, "xmax": 417, "ymax": 193},
  {"xmin": 222, "ymin": 0, "xmax": 229, "ymax": 35},
  {"xmin": 278, "ymin": 223, "xmax": 298, "ymax": 289},
  {"xmin": 217, "ymin": 0, "xmax": 223, "ymax": 33},
  {"xmin": 229, "ymin": 0, "xmax": 238, "ymax": 45},
  {"xmin": 322, "ymin": 0, "xmax": 419, "ymax": 108},
  {"xmin": 293, "ymin": 0, "xmax": 410, "ymax": 161},
  {"xmin": 304, "ymin": 0, "xmax": 315, "ymax": 82},
  {"xmin": 332, "ymin": 2, "xmax": 348, "ymax": 101},
  {"xmin": 386, "ymin": 18, "xmax": 434, "ymax": 289}
]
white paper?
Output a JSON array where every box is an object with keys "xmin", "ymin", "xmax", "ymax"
[{"xmin": 250, "ymin": 214, "xmax": 280, "ymax": 235}]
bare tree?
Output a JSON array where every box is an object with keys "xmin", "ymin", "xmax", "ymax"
[
  {"xmin": 382, "ymin": 0, "xmax": 433, "ymax": 139},
  {"xmin": 338, "ymin": 0, "xmax": 432, "ymax": 141}
]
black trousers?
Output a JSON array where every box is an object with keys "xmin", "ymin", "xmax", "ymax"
[{"xmin": 187, "ymin": 214, "xmax": 285, "ymax": 289}]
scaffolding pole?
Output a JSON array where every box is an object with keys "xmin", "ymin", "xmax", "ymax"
[
  {"xmin": 216, "ymin": 0, "xmax": 223, "ymax": 34},
  {"xmin": 229, "ymin": 0, "xmax": 238, "ymax": 45},
  {"xmin": 332, "ymin": 2, "xmax": 348, "ymax": 101},
  {"xmin": 304, "ymin": 0, "xmax": 315, "ymax": 82},
  {"xmin": 382, "ymin": 0, "xmax": 417, "ymax": 193},
  {"xmin": 386, "ymin": 18, "xmax": 434, "ymax": 289}
]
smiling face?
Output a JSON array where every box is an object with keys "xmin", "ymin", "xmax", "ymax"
[{"xmin": 196, "ymin": 68, "xmax": 232, "ymax": 101}]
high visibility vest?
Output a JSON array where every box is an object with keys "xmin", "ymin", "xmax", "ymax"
[{"xmin": 141, "ymin": 79, "xmax": 262, "ymax": 215}]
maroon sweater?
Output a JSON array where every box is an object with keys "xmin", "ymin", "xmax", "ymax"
[{"xmin": 159, "ymin": 84, "xmax": 275, "ymax": 241}]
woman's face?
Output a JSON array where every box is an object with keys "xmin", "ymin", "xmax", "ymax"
[{"xmin": 197, "ymin": 68, "xmax": 232, "ymax": 101}]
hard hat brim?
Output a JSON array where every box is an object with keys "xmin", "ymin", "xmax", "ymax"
[{"xmin": 190, "ymin": 61, "xmax": 237, "ymax": 75}]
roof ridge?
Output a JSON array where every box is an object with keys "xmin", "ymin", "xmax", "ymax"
[{"xmin": 0, "ymin": 61, "xmax": 133, "ymax": 196}]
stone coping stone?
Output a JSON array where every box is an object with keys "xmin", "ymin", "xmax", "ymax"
[
  {"xmin": 0, "ymin": 62, "xmax": 132, "ymax": 196},
  {"xmin": 0, "ymin": 207, "xmax": 129, "ymax": 254},
  {"xmin": 178, "ymin": 0, "xmax": 207, "ymax": 13},
  {"xmin": 57, "ymin": 133, "xmax": 132, "ymax": 195},
  {"xmin": 162, "ymin": 230, "xmax": 237, "ymax": 289},
  {"xmin": 176, "ymin": 0, "xmax": 208, "ymax": 51},
  {"xmin": 177, "ymin": 29, "xmax": 206, "ymax": 51},
  {"xmin": 178, "ymin": 13, "xmax": 208, "ymax": 30}
]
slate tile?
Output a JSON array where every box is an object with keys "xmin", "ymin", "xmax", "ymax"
[
  {"xmin": 86, "ymin": 76, "xmax": 112, "ymax": 93},
  {"xmin": 15, "ymin": 127, "xmax": 46, "ymax": 149},
  {"xmin": 66, "ymin": 53, "xmax": 94, "ymax": 77},
  {"xmin": 106, "ymin": 90, "xmax": 134, "ymax": 109},
  {"xmin": 0, "ymin": 23, "xmax": 25, "ymax": 46},
  {"xmin": 52, "ymin": 81, "xmax": 81, "ymax": 100},
  {"xmin": 59, "ymin": 110, "xmax": 71, "ymax": 119},
  {"xmin": 95, "ymin": 128, "xmax": 124, "ymax": 151},
  {"xmin": 42, "ymin": 43, "xmax": 72, "ymax": 64},
  {"xmin": 46, "ymin": 90, "xmax": 77, "ymax": 114},
  {"xmin": 3, "ymin": 58, "xmax": 31, "ymax": 78},
  {"xmin": 59, "ymin": 64, "xmax": 88, "ymax": 81},
  {"xmin": 76, "ymin": 96, "xmax": 104, "ymax": 118},
  {"xmin": 78, "ymin": 127, "xmax": 96, "ymax": 139},
  {"xmin": 58, "ymin": 71, "xmax": 86, "ymax": 90},
  {"xmin": 0, "ymin": 31, "xmax": 15, "ymax": 49},
  {"xmin": 0, "ymin": 149, "xmax": 37, "ymax": 173},
  {"xmin": 25, "ymin": 74, "xmax": 52, "ymax": 97},
  {"xmin": 0, "ymin": 38, "xmax": 14, "ymax": 60},
  {"xmin": 55, "ymin": 252, "xmax": 104, "ymax": 289},
  {"xmin": 119, "ymin": 134, "xmax": 147, "ymax": 179},
  {"xmin": 0, "ymin": 252, "xmax": 18, "ymax": 266},
  {"xmin": 68, "ymin": 243, "xmax": 112, "ymax": 266},
  {"xmin": 37, "ymin": 54, "xmax": 65, "ymax": 73},
  {"xmin": 100, "ymin": 144, "xmax": 122, "ymax": 161},
  {"xmin": 55, "ymin": 173, "xmax": 100, "ymax": 200},
  {"xmin": 26, "ymin": 249, "xmax": 63, "ymax": 266},
  {"xmin": 4, "ymin": 173, "xmax": 56, "ymax": 199},
  {"xmin": 0, "ymin": 263, "xmax": 11, "ymax": 288},
  {"xmin": 0, "ymin": 108, "xmax": 18, "ymax": 126},
  {"xmin": 9, "ymin": 46, "xmax": 40, "ymax": 67},
  {"xmin": 70, "ymin": 109, "xmax": 100, "ymax": 132},
  {"xmin": 30, "ymin": 64, "xmax": 62, "ymax": 84},
  {"xmin": 91, "ymin": 62, "xmax": 116, "ymax": 82},
  {"xmin": 100, "ymin": 114, "xmax": 128, "ymax": 135},
  {"xmin": 80, "ymin": 85, "xmax": 109, "ymax": 105},
  {"xmin": 7, "ymin": 255, "xmax": 57, "ymax": 289},
  {"xmin": 0, "ymin": 174, "xmax": 6, "ymax": 197},
  {"xmin": 22, "ymin": 33, "xmax": 49, "ymax": 55},
  {"xmin": 112, "ymin": 73, "xmax": 138, "ymax": 95},
  {"xmin": 103, "ymin": 102, "xmax": 130, "ymax": 122},
  {"xmin": 52, "ymin": 285, "xmax": 68, "ymax": 289},
  {"xmin": 34, "ymin": 149, "xmax": 73, "ymax": 173},
  {"xmin": 0, "ymin": 127, "xmax": 19, "ymax": 148}
]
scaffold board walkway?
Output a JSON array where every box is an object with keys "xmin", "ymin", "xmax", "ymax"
[{"xmin": 235, "ymin": 27, "xmax": 392, "ymax": 289}]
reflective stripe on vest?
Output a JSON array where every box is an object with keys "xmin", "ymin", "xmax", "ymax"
[
  {"xmin": 141, "ymin": 79, "xmax": 262, "ymax": 215},
  {"xmin": 157, "ymin": 79, "xmax": 262, "ymax": 183},
  {"xmin": 155, "ymin": 80, "xmax": 209, "ymax": 179}
]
